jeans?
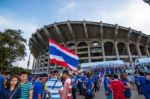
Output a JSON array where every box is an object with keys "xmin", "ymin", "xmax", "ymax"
[
  {"xmin": 85, "ymin": 92, "xmax": 93, "ymax": 99},
  {"xmin": 72, "ymin": 88, "xmax": 76, "ymax": 99},
  {"xmin": 0, "ymin": 91, "xmax": 3, "ymax": 99},
  {"xmin": 136, "ymin": 84, "xmax": 142, "ymax": 95}
]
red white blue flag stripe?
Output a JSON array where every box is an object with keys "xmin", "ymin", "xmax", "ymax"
[{"xmin": 49, "ymin": 39, "xmax": 79, "ymax": 72}]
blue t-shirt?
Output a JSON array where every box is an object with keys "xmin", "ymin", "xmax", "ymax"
[
  {"xmin": 28, "ymin": 75, "xmax": 33, "ymax": 83},
  {"xmin": 81, "ymin": 76, "xmax": 86, "ymax": 82},
  {"xmin": 33, "ymin": 81, "xmax": 43, "ymax": 99},
  {"xmin": 92, "ymin": 75, "xmax": 98, "ymax": 83},
  {"xmin": 0, "ymin": 75, "xmax": 4, "ymax": 92},
  {"xmin": 134, "ymin": 75, "xmax": 139, "ymax": 85},
  {"xmin": 79, "ymin": 76, "xmax": 86, "ymax": 88},
  {"xmin": 72, "ymin": 76, "xmax": 78, "ymax": 89},
  {"xmin": 123, "ymin": 79, "xmax": 131, "ymax": 97},
  {"xmin": 110, "ymin": 68, "xmax": 114, "ymax": 74},
  {"xmin": 85, "ymin": 78, "xmax": 93, "ymax": 91},
  {"xmin": 138, "ymin": 76, "xmax": 150, "ymax": 94},
  {"xmin": 104, "ymin": 77, "xmax": 111, "ymax": 95},
  {"xmin": 3, "ymin": 87, "xmax": 21, "ymax": 99}
]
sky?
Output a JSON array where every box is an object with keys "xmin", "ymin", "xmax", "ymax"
[{"xmin": 0, "ymin": 0, "xmax": 150, "ymax": 69}]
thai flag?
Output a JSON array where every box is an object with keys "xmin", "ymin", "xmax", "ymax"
[{"xmin": 49, "ymin": 39, "xmax": 79, "ymax": 72}]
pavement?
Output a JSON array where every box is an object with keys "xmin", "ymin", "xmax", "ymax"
[{"xmin": 76, "ymin": 84, "xmax": 145, "ymax": 99}]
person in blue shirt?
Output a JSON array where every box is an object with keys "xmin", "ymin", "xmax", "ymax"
[
  {"xmin": 3, "ymin": 71, "xmax": 11, "ymax": 88},
  {"xmin": 28, "ymin": 75, "xmax": 32, "ymax": 82},
  {"xmin": 0, "ymin": 72, "xmax": 5, "ymax": 99},
  {"xmin": 134, "ymin": 72, "xmax": 142, "ymax": 95},
  {"xmin": 71, "ymin": 73, "xmax": 78, "ymax": 99},
  {"xmin": 138, "ymin": 72, "xmax": 150, "ymax": 99},
  {"xmin": 78, "ymin": 72, "xmax": 86, "ymax": 95},
  {"xmin": 144, "ymin": 72, "xmax": 150, "ymax": 99},
  {"xmin": 120, "ymin": 73, "xmax": 131, "ymax": 98},
  {"xmin": 3, "ymin": 75, "xmax": 21, "ymax": 99},
  {"xmin": 92, "ymin": 74, "xmax": 99, "ymax": 92},
  {"xmin": 33, "ymin": 75, "xmax": 43, "ymax": 99},
  {"xmin": 84, "ymin": 73, "xmax": 94, "ymax": 99},
  {"xmin": 110, "ymin": 67, "xmax": 114, "ymax": 75},
  {"xmin": 104, "ymin": 74, "xmax": 112, "ymax": 99}
]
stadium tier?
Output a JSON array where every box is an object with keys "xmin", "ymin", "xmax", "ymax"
[{"xmin": 29, "ymin": 20, "xmax": 150, "ymax": 73}]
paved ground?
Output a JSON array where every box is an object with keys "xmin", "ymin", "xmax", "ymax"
[{"xmin": 76, "ymin": 84, "xmax": 145, "ymax": 99}]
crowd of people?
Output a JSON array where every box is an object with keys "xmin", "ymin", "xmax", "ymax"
[{"xmin": 0, "ymin": 65, "xmax": 150, "ymax": 99}]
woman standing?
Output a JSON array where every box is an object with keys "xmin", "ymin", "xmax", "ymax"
[{"xmin": 3, "ymin": 75, "xmax": 21, "ymax": 99}]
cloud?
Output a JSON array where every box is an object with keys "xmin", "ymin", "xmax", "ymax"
[
  {"xmin": 86, "ymin": 0, "xmax": 150, "ymax": 35},
  {"xmin": 0, "ymin": 11, "xmax": 38, "ymax": 69},
  {"xmin": 0, "ymin": 15, "xmax": 38, "ymax": 39},
  {"xmin": 0, "ymin": 16, "xmax": 11, "ymax": 25},
  {"xmin": 59, "ymin": 0, "xmax": 76, "ymax": 14}
]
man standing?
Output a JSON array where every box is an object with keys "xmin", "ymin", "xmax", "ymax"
[
  {"xmin": 84, "ymin": 73, "xmax": 94, "ymax": 99},
  {"xmin": 45, "ymin": 70, "xmax": 63, "ymax": 99},
  {"xmin": 20, "ymin": 71, "xmax": 33, "ymax": 99},
  {"xmin": 138, "ymin": 72, "xmax": 150, "ymax": 99},
  {"xmin": 71, "ymin": 73, "xmax": 78, "ymax": 99},
  {"xmin": 104, "ymin": 74, "xmax": 112, "ymax": 99},
  {"xmin": 137, "ymin": 72, "xmax": 145, "ymax": 95},
  {"xmin": 78, "ymin": 72, "xmax": 86, "ymax": 95},
  {"xmin": 33, "ymin": 75, "xmax": 43, "ymax": 99}
]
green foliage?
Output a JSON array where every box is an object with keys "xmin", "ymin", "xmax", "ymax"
[
  {"xmin": 10, "ymin": 67, "xmax": 25, "ymax": 75},
  {"xmin": 0, "ymin": 29, "xmax": 26, "ymax": 69}
]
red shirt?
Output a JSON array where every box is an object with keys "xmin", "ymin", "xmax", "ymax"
[{"xmin": 110, "ymin": 79, "xmax": 125, "ymax": 99}]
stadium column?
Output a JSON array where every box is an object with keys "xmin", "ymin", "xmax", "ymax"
[
  {"xmin": 88, "ymin": 42, "xmax": 91, "ymax": 62},
  {"xmin": 34, "ymin": 59, "xmax": 37, "ymax": 73},
  {"xmin": 127, "ymin": 43, "xmax": 133, "ymax": 62},
  {"xmin": 136, "ymin": 43, "xmax": 142, "ymax": 58},
  {"xmin": 32, "ymin": 58, "xmax": 35, "ymax": 72},
  {"xmin": 36, "ymin": 30, "xmax": 47, "ymax": 46},
  {"xmin": 101, "ymin": 42, "xmax": 106, "ymax": 61},
  {"xmin": 83, "ymin": 20, "xmax": 91, "ymax": 62},
  {"xmin": 146, "ymin": 46, "xmax": 150, "ymax": 56},
  {"xmin": 146, "ymin": 36, "xmax": 150, "ymax": 56},
  {"xmin": 100, "ymin": 21, "xmax": 105, "ymax": 61},
  {"xmin": 36, "ymin": 60, "xmax": 39, "ymax": 73},
  {"xmin": 115, "ymin": 42, "xmax": 120, "ymax": 60},
  {"xmin": 136, "ymin": 32, "xmax": 142, "ymax": 58}
]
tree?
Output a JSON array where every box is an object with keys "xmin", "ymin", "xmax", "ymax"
[
  {"xmin": 0, "ymin": 29, "xmax": 26, "ymax": 71},
  {"xmin": 10, "ymin": 67, "xmax": 25, "ymax": 75}
]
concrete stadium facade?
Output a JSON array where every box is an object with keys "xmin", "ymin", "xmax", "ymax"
[{"xmin": 29, "ymin": 21, "xmax": 150, "ymax": 73}]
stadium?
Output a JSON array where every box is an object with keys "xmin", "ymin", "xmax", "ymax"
[{"xmin": 29, "ymin": 20, "xmax": 150, "ymax": 74}]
